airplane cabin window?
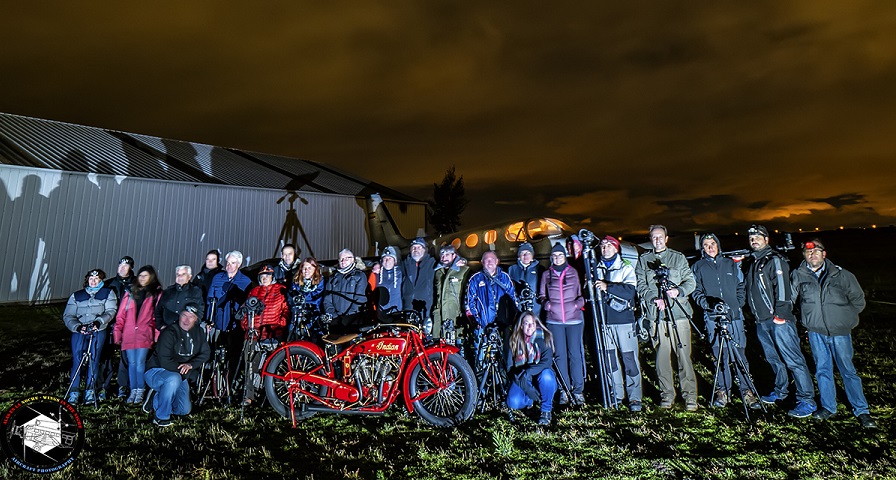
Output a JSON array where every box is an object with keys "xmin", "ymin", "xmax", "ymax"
[
  {"xmin": 505, "ymin": 221, "xmax": 527, "ymax": 242},
  {"xmin": 465, "ymin": 233, "xmax": 479, "ymax": 248},
  {"xmin": 451, "ymin": 238, "xmax": 461, "ymax": 250},
  {"xmin": 484, "ymin": 229, "xmax": 497, "ymax": 245}
]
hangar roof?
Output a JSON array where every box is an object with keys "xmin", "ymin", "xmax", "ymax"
[{"xmin": 0, "ymin": 112, "xmax": 419, "ymax": 202}]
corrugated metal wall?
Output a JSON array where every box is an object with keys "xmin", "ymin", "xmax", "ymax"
[{"xmin": 0, "ymin": 164, "xmax": 425, "ymax": 304}]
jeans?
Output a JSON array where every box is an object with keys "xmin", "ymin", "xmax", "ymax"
[
  {"xmin": 706, "ymin": 318, "xmax": 752, "ymax": 394},
  {"xmin": 144, "ymin": 368, "xmax": 192, "ymax": 421},
  {"xmin": 755, "ymin": 320, "xmax": 815, "ymax": 405},
  {"xmin": 601, "ymin": 323, "xmax": 642, "ymax": 404},
  {"xmin": 69, "ymin": 329, "xmax": 106, "ymax": 392},
  {"xmin": 547, "ymin": 322, "xmax": 585, "ymax": 395},
  {"xmin": 507, "ymin": 368, "xmax": 557, "ymax": 413},
  {"xmin": 124, "ymin": 348, "xmax": 149, "ymax": 391},
  {"xmin": 808, "ymin": 331, "xmax": 869, "ymax": 416}
]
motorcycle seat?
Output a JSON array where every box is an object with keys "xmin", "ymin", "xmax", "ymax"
[{"xmin": 322, "ymin": 333, "xmax": 359, "ymax": 345}]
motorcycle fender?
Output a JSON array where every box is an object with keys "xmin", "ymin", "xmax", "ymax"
[
  {"xmin": 401, "ymin": 343, "xmax": 460, "ymax": 413},
  {"xmin": 260, "ymin": 340, "xmax": 325, "ymax": 374}
]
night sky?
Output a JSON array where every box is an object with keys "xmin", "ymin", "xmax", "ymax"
[{"xmin": 3, "ymin": 2, "xmax": 895, "ymax": 236}]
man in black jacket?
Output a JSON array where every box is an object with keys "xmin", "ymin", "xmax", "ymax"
[
  {"xmin": 155, "ymin": 265, "xmax": 205, "ymax": 331},
  {"xmin": 144, "ymin": 304, "xmax": 210, "ymax": 427},
  {"xmin": 745, "ymin": 225, "xmax": 815, "ymax": 418},
  {"xmin": 691, "ymin": 233, "xmax": 760, "ymax": 410},
  {"xmin": 791, "ymin": 239, "xmax": 876, "ymax": 428},
  {"xmin": 401, "ymin": 237, "xmax": 437, "ymax": 318}
]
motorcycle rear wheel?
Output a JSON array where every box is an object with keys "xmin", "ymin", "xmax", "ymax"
[
  {"xmin": 407, "ymin": 352, "xmax": 477, "ymax": 427},
  {"xmin": 264, "ymin": 345, "xmax": 323, "ymax": 420}
]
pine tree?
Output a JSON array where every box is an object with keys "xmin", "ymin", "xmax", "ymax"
[{"xmin": 428, "ymin": 166, "xmax": 468, "ymax": 235}]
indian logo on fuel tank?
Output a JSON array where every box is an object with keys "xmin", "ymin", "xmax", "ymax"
[{"xmin": 369, "ymin": 338, "xmax": 405, "ymax": 354}]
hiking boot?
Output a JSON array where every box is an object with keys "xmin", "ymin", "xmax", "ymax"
[
  {"xmin": 629, "ymin": 401, "xmax": 642, "ymax": 412},
  {"xmin": 117, "ymin": 386, "xmax": 128, "ymax": 399},
  {"xmin": 686, "ymin": 402, "xmax": 699, "ymax": 412},
  {"xmin": 573, "ymin": 393, "xmax": 586, "ymax": 406},
  {"xmin": 66, "ymin": 391, "xmax": 80, "ymax": 404},
  {"xmin": 761, "ymin": 391, "xmax": 784, "ymax": 405},
  {"xmin": 813, "ymin": 408, "xmax": 836, "ymax": 421},
  {"xmin": 153, "ymin": 417, "xmax": 172, "ymax": 428},
  {"xmin": 712, "ymin": 390, "xmax": 728, "ymax": 408},
  {"xmin": 84, "ymin": 389, "xmax": 96, "ymax": 404},
  {"xmin": 857, "ymin": 414, "xmax": 878, "ymax": 429},
  {"xmin": 743, "ymin": 391, "xmax": 761, "ymax": 410},
  {"xmin": 538, "ymin": 411, "xmax": 552, "ymax": 426},
  {"xmin": 558, "ymin": 391, "xmax": 569, "ymax": 405},
  {"xmin": 787, "ymin": 401, "xmax": 816, "ymax": 418}
]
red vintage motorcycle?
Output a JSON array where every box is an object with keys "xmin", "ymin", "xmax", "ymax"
[{"xmin": 262, "ymin": 311, "xmax": 478, "ymax": 427}]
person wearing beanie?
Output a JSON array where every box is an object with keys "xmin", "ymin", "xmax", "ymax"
[
  {"xmin": 691, "ymin": 233, "xmax": 761, "ymax": 411},
  {"xmin": 371, "ymin": 246, "xmax": 404, "ymax": 315},
  {"xmin": 791, "ymin": 240, "xmax": 877, "ymax": 428},
  {"xmin": 401, "ymin": 238, "xmax": 437, "ymax": 318},
  {"xmin": 432, "ymin": 245, "xmax": 470, "ymax": 344},
  {"xmin": 508, "ymin": 242, "xmax": 545, "ymax": 319},
  {"xmin": 540, "ymin": 241, "xmax": 586, "ymax": 405},
  {"xmin": 745, "ymin": 225, "xmax": 816, "ymax": 419},
  {"xmin": 635, "ymin": 224, "xmax": 699, "ymax": 411},
  {"xmin": 593, "ymin": 235, "xmax": 643, "ymax": 412},
  {"xmin": 101, "ymin": 255, "xmax": 136, "ymax": 399}
]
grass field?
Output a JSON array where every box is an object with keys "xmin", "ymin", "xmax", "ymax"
[{"xmin": 1, "ymin": 301, "xmax": 894, "ymax": 479}]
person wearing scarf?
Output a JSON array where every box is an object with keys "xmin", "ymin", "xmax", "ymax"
[
  {"xmin": 323, "ymin": 249, "xmax": 370, "ymax": 333},
  {"xmin": 505, "ymin": 312, "xmax": 556, "ymax": 425}
]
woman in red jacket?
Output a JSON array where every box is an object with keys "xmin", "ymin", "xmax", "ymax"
[
  {"xmin": 113, "ymin": 265, "xmax": 162, "ymax": 405},
  {"xmin": 241, "ymin": 265, "xmax": 289, "ymax": 405}
]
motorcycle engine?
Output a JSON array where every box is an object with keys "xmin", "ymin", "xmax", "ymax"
[{"xmin": 351, "ymin": 354, "xmax": 401, "ymax": 405}]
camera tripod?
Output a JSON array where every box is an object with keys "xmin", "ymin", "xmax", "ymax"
[
  {"xmin": 66, "ymin": 328, "xmax": 101, "ymax": 408},
  {"xmin": 709, "ymin": 314, "xmax": 766, "ymax": 421},
  {"xmin": 579, "ymin": 229, "xmax": 618, "ymax": 409},
  {"xmin": 475, "ymin": 325, "xmax": 508, "ymax": 413}
]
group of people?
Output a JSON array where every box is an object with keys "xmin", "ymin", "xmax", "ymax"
[{"xmin": 62, "ymin": 224, "xmax": 877, "ymax": 429}]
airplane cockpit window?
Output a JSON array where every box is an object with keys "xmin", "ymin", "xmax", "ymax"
[
  {"xmin": 465, "ymin": 233, "xmax": 479, "ymax": 248},
  {"xmin": 484, "ymin": 229, "xmax": 497, "ymax": 245},
  {"xmin": 526, "ymin": 218, "xmax": 570, "ymax": 240},
  {"xmin": 505, "ymin": 221, "xmax": 528, "ymax": 242}
]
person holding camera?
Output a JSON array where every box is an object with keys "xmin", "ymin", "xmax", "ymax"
[
  {"xmin": 539, "ymin": 242, "xmax": 586, "ymax": 406},
  {"xmin": 144, "ymin": 304, "xmax": 210, "ymax": 427},
  {"xmin": 370, "ymin": 246, "xmax": 404, "ymax": 315},
  {"xmin": 593, "ymin": 235, "xmax": 643, "ymax": 412},
  {"xmin": 63, "ymin": 269, "xmax": 118, "ymax": 404},
  {"xmin": 113, "ymin": 265, "xmax": 163, "ymax": 405},
  {"xmin": 635, "ymin": 224, "xmax": 698, "ymax": 411},
  {"xmin": 691, "ymin": 233, "xmax": 760, "ymax": 410},
  {"xmin": 505, "ymin": 311, "xmax": 557, "ymax": 426},
  {"xmin": 791, "ymin": 239, "xmax": 876, "ymax": 428},
  {"xmin": 432, "ymin": 245, "xmax": 470, "ymax": 343},
  {"xmin": 745, "ymin": 225, "xmax": 816, "ymax": 418},
  {"xmin": 239, "ymin": 265, "xmax": 288, "ymax": 405},
  {"xmin": 508, "ymin": 242, "xmax": 545, "ymax": 320},
  {"xmin": 467, "ymin": 251, "xmax": 517, "ymax": 358}
]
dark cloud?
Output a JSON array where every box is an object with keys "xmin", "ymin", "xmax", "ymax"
[{"xmin": 2, "ymin": 2, "xmax": 896, "ymax": 235}]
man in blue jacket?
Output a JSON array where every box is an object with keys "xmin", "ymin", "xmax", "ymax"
[{"xmin": 791, "ymin": 239, "xmax": 876, "ymax": 428}]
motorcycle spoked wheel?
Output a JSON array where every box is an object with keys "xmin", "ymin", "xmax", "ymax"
[
  {"xmin": 263, "ymin": 345, "xmax": 324, "ymax": 420},
  {"xmin": 407, "ymin": 352, "xmax": 477, "ymax": 427}
]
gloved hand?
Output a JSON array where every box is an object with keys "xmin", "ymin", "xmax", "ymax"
[
  {"xmin": 78, "ymin": 324, "xmax": 91, "ymax": 334},
  {"xmin": 92, "ymin": 320, "xmax": 102, "ymax": 330}
]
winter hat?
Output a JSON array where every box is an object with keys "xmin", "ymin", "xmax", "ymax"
[
  {"xmin": 551, "ymin": 242, "xmax": 567, "ymax": 256},
  {"xmin": 517, "ymin": 242, "xmax": 534, "ymax": 256},
  {"xmin": 119, "ymin": 256, "xmax": 135, "ymax": 267},
  {"xmin": 381, "ymin": 246, "xmax": 399, "ymax": 261},
  {"xmin": 410, "ymin": 237, "xmax": 427, "ymax": 249},
  {"xmin": 601, "ymin": 236, "xmax": 621, "ymax": 252},
  {"xmin": 439, "ymin": 245, "xmax": 456, "ymax": 255}
]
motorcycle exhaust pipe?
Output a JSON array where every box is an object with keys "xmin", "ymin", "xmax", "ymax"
[{"xmin": 291, "ymin": 373, "xmax": 360, "ymax": 403}]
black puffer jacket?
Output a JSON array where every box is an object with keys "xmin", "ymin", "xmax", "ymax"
[
  {"xmin": 791, "ymin": 259, "xmax": 865, "ymax": 336},
  {"xmin": 155, "ymin": 282, "xmax": 205, "ymax": 329}
]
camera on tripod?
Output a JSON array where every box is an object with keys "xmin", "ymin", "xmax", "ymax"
[
  {"xmin": 517, "ymin": 281, "xmax": 536, "ymax": 312},
  {"xmin": 708, "ymin": 299, "xmax": 732, "ymax": 329},
  {"xmin": 286, "ymin": 289, "xmax": 305, "ymax": 309},
  {"xmin": 237, "ymin": 296, "xmax": 266, "ymax": 320}
]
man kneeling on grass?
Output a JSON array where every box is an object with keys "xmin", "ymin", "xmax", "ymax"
[{"xmin": 143, "ymin": 303, "xmax": 210, "ymax": 427}]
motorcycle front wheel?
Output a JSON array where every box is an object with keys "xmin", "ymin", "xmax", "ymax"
[
  {"xmin": 407, "ymin": 352, "xmax": 477, "ymax": 427},
  {"xmin": 263, "ymin": 345, "xmax": 323, "ymax": 420}
]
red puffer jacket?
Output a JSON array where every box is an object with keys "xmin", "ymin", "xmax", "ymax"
[
  {"xmin": 114, "ymin": 291, "xmax": 160, "ymax": 350},
  {"xmin": 242, "ymin": 284, "xmax": 289, "ymax": 340}
]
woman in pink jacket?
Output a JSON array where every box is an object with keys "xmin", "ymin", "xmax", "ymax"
[{"xmin": 114, "ymin": 265, "xmax": 162, "ymax": 405}]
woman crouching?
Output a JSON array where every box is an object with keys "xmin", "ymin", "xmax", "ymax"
[{"xmin": 506, "ymin": 311, "xmax": 557, "ymax": 426}]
